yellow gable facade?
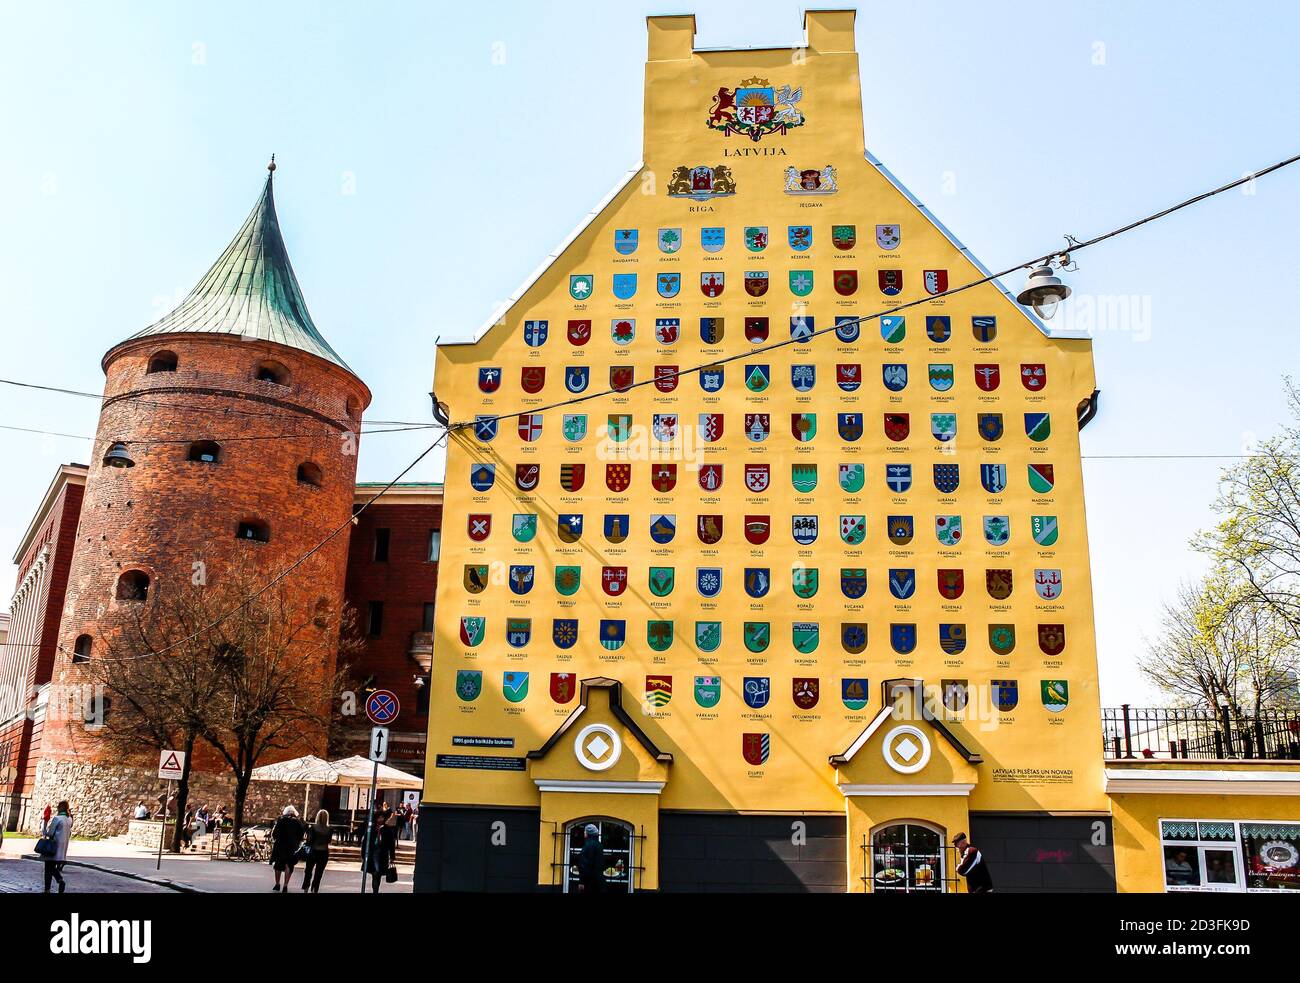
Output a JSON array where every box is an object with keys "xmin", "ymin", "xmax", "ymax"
[{"xmin": 422, "ymin": 10, "xmax": 1112, "ymax": 893}]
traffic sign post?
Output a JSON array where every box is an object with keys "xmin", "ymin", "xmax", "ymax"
[
  {"xmin": 360, "ymin": 697, "xmax": 398, "ymax": 892},
  {"xmin": 156, "ymin": 749, "xmax": 185, "ymax": 870},
  {"xmin": 369, "ymin": 726, "xmax": 389, "ymax": 763},
  {"xmin": 365, "ymin": 689, "xmax": 399, "ymax": 725}
]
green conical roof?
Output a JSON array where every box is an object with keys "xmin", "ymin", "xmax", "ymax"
[{"xmin": 126, "ymin": 165, "xmax": 350, "ymax": 370}]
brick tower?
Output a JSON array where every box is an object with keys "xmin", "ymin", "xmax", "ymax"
[{"xmin": 32, "ymin": 162, "xmax": 371, "ymax": 834}]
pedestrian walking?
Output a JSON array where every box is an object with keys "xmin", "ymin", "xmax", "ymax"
[
  {"xmin": 300, "ymin": 809, "xmax": 333, "ymax": 893},
  {"xmin": 364, "ymin": 807, "xmax": 398, "ymax": 893},
  {"xmin": 576, "ymin": 823, "xmax": 605, "ymax": 894},
  {"xmin": 952, "ymin": 832, "xmax": 994, "ymax": 893},
  {"xmin": 38, "ymin": 800, "xmax": 73, "ymax": 893},
  {"xmin": 269, "ymin": 805, "xmax": 305, "ymax": 892}
]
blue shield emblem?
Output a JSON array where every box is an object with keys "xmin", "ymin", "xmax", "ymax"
[
  {"xmin": 552, "ymin": 619, "xmax": 578, "ymax": 650},
  {"xmin": 564, "ymin": 366, "xmax": 589, "ymax": 393},
  {"xmin": 882, "ymin": 364, "xmax": 908, "ymax": 392},
  {"xmin": 700, "ymin": 367, "xmax": 724, "ymax": 392},
  {"xmin": 835, "ymin": 316, "xmax": 860, "ymax": 343},
  {"xmin": 744, "ymin": 567, "xmax": 770, "ymax": 598},
  {"xmin": 984, "ymin": 515, "xmax": 1010, "ymax": 546},
  {"xmin": 791, "ymin": 365, "xmax": 816, "ymax": 392},
  {"xmin": 929, "ymin": 364, "xmax": 955, "ymax": 392},
  {"xmin": 926, "ymin": 315, "xmax": 951, "ymax": 343},
  {"xmin": 745, "ymin": 364, "xmax": 770, "ymax": 392},
  {"xmin": 658, "ymin": 227, "xmax": 682, "ymax": 253},
  {"xmin": 880, "ymin": 315, "xmax": 906, "ymax": 343},
  {"xmin": 603, "ymin": 514, "xmax": 629, "ymax": 543},
  {"xmin": 940, "ymin": 623, "xmax": 967, "ymax": 655},
  {"xmin": 934, "ymin": 465, "xmax": 961, "ymax": 494},
  {"xmin": 841, "ymin": 624, "xmax": 868, "ymax": 654},
  {"xmin": 473, "ymin": 416, "xmax": 498, "ymax": 442},
  {"xmin": 788, "ymin": 225, "xmax": 813, "ymax": 251},
  {"xmin": 792, "ymin": 515, "xmax": 819, "ymax": 545},
  {"xmin": 508, "ymin": 565, "xmax": 534, "ymax": 596},
  {"xmin": 889, "ymin": 568, "xmax": 916, "ymax": 600},
  {"xmin": 743, "ymin": 677, "xmax": 771, "ymax": 709},
  {"xmin": 790, "ymin": 315, "xmax": 814, "ymax": 341},
  {"xmin": 887, "ymin": 515, "xmax": 914, "ymax": 545},
  {"xmin": 557, "ymin": 514, "xmax": 583, "ymax": 542},
  {"xmin": 469, "ymin": 464, "xmax": 495, "ymax": 492},
  {"xmin": 978, "ymin": 413, "xmax": 1004, "ymax": 441},
  {"xmin": 993, "ymin": 679, "xmax": 1019, "ymax": 711},
  {"xmin": 890, "ymin": 624, "xmax": 917, "ymax": 654},
  {"xmin": 614, "ymin": 229, "xmax": 638, "ymax": 254},
  {"xmin": 523, "ymin": 319, "xmax": 548, "ymax": 347},
  {"xmin": 701, "ymin": 227, "xmax": 725, "ymax": 252},
  {"xmin": 886, "ymin": 464, "xmax": 912, "ymax": 493},
  {"xmin": 612, "ymin": 273, "xmax": 637, "ymax": 300},
  {"xmin": 842, "ymin": 678, "xmax": 870, "ymax": 711},
  {"xmin": 838, "ymin": 413, "xmax": 863, "ymax": 442},
  {"xmin": 649, "ymin": 513, "xmax": 677, "ymax": 544},
  {"xmin": 840, "ymin": 569, "xmax": 868, "ymax": 599},
  {"xmin": 696, "ymin": 567, "xmax": 722, "ymax": 598},
  {"xmin": 980, "ymin": 464, "xmax": 1007, "ymax": 494},
  {"xmin": 1024, "ymin": 413, "xmax": 1051, "ymax": 442},
  {"xmin": 506, "ymin": 619, "xmax": 531, "ymax": 648},
  {"xmin": 700, "ymin": 317, "xmax": 724, "ymax": 344},
  {"xmin": 972, "ymin": 315, "xmax": 997, "ymax": 343},
  {"xmin": 657, "ymin": 272, "xmax": 681, "ymax": 298},
  {"xmin": 599, "ymin": 620, "xmax": 626, "ymax": 651}
]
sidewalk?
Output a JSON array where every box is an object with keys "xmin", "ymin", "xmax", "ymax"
[{"xmin": 0, "ymin": 835, "xmax": 414, "ymax": 894}]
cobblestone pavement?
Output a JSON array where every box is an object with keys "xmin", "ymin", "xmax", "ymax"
[{"xmin": 0, "ymin": 856, "xmax": 175, "ymax": 893}]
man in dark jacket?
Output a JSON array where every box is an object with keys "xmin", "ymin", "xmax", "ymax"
[
  {"xmin": 953, "ymin": 832, "xmax": 994, "ymax": 893},
  {"xmin": 576, "ymin": 824, "xmax": 605, "ymax": 894}
]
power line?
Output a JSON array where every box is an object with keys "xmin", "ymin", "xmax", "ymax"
[{"xmin": 0, "ymin": 422, "xmax": 442, "ymax": 445}]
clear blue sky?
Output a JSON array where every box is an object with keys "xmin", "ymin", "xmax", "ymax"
[{"xmin": 2, "ymin": 1, "xmax": 1298, "ymax": 703}]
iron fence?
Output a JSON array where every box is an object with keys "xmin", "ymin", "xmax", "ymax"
[{"xmin": 1102, "ymin": 705, "xmax": 1300, "ymax": 760}]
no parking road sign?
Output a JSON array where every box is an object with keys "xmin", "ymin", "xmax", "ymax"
[{"xmin": 366, "ymin": 689, "xmax": 400, "ymax": 725}]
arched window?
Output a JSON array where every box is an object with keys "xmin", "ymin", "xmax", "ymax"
[
  {"xmin": 563, "ymin": 819, "xmax": 635, "ymax": 893},
  {"xmin": 102, "ymin": 442, "xmax": 135, "ymax": 469},
  {"xmin": 297, "ymin": 462, "xmax": 323, "ymax": 487},
  {"xmin": 346, "ymin": 396, "xmax": 361, "ymax": 421},
  {"xmin": 116, "ymin": 570, "xmax": 150, "ymax": 602},
  {"xmin": 870, "ymin": 822, "xmax": 945, "ymax": 894},
  {"xmin": 254, "ymin": 359, "xmax": 290, "ymax": 385},
  {"xmin": 236, "ymin": 519, "xmax": 270, "ymax": 543},
  {"xmin": 146, "ymin": 350, "xmax": 178, "ymax": 374},
  {"xmin": 72, "ymin": 634, "xmax": 93, "ymax": 663},
  {"xmin": 187, "ymin": 440, "xmax": 221, "ymax": 464}
]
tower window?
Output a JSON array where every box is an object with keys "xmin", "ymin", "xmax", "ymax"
[
  {"xmin": 346, "ymin": 396, "xmax": 361, "ymax": 421},
  {"xmin": 366, "ymin": 601, "xmax": 384, "ymax": 637},
  {"xmin": 254, "ymin": 359, "xmax": 291, "ymax": 385},
  {"xmin": 187, "ymin": 440, "xmax": 221, "ymax": 464},
  {"xmin": 146, "ymin": 350, "xmax": 178, "ymax": 374},
  {"xmin": 72, "ymin": 634, "xmax": 93, "ymax": 663},
  {"xmin": 236, "ymin": 520, "xmax": 270, "ymax": 543},
  {"xmin": 373, "ymin": 528, "xmax": 390, "ymax": 562},
  {"xmin": 102, "ymin": 442, "xmax": 135, "ymax": 469},
  {"xmin": 297, "ymin": 462, "xmax": 323, "ymax": 487},
  {"xmin": 116, "ymin": 570, "xmax": 150, "ymax": 601},
  {"xmin": 427, "ymin": 529, "xmax": 441, "ymax": 562}
]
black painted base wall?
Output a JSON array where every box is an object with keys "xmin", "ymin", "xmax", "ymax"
[
  {"xmin": 414, "ymin": 804, "xmax": 540, "ymax": 893},
  {"xmin": 968, "ymin": 813, "xmax": 1116, "ymax": 893},
  {"xmin": 659, "ymin": 812, "xmax": 847, "ymax": 893}
]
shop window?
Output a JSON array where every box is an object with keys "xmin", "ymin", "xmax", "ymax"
[
  {"xmin": 72, "ymin": 634, "xmax": 93, "ymax": 663},
  {"xmin": 373, "ymin": 528, "xmax": 390, "ymax": 562},
  {"xmin": 236, "ymin": 520, "xmax": 270, "ymax": 543},
  {"xmin": 254, "ymin": 359, "xmax": 290, "ymax": 385},
  {"xmin": 562, "ymin": 819, "xmax": 635, "ymax": 893},
  {"xmin": 297, "ymin": 462, "xmax": 323, "ymax": 487},
  {"xmin": 1160, "ymin": 819, "xmax": 1300, "ymax": 893},
  {"xmin": 870, "ymin": 822, "xmax": 944, "ymax": 893},
  {"xmin": 116, "ymin": 570, "xmax": 150, "ymax": 602},
  {"xmin": 188, "ymin": 440, "xmax": 221, "ymax": 464},
  {"xmin": 146, "ymin": 350, "xmax": 178, "ymax": 374}
]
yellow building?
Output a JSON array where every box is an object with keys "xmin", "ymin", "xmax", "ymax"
[{"xmin": 419, "ymin": 10, "xmax": 1300, "ymax": 893}]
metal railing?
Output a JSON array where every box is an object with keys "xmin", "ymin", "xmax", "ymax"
[{"xmin": 1102, "ymin": 705, "xmax": 1300, "ymax": 760}]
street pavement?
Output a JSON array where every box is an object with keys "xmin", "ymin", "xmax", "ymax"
[
  {"xmin": 0, "ymin": 855, "xmax": 174, "ymax": 893},
  {"xmin": 0, "ymin": 836, "xmax": 414, "ymax": 894}
]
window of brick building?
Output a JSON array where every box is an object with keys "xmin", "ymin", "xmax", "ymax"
[
  {"xmin": 422, "ymin": 602, "xmax": 435, "ymax": 632},
  {"xmin": 367, "ymin": 601, "xmax": 384, "ymax": 637},
  {"xmin": 297, "ymin": 462, "xmax": 323, "ymax": 487},
  {"xmin": 237, "ymin": 520, "xmax": 270, "ymax": 543},
  {"xmin": 72, "ymin": 634, "xmax": 93, "ymax": 663},
  {"xmin": 427, "ymin": 529, "xmax": 441, "ymax": 562},
  {"xmin": 374, "ymin": 528, "xmax": 390, "ymax": 562},
  {"xmin": 116, "ymin": 570, "xmax": 150, "ymax": 601},
  {"xmin": 254, "ymin": 359, "xmax": 290, "ymax": 385},
  {"xmin": 146, "ymin": 350, "xmax": 178, "ymax": 374},
  {"xmin": 188, "ymin": 440, "xmax": 221, "ymax": 463}
]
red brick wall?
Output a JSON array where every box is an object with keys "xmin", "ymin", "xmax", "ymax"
[
  {"xmin": 343, "ymin": 500, "xmax": 442, "ymax": 753},
  {"xmin": 47, "ymin": 333, "xmax": 371, "ymax": 769}
]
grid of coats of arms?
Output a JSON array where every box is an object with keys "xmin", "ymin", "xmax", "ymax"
[{"xmin": 458, "ymin": 224, "xmax": 1068, "ymax": 693}]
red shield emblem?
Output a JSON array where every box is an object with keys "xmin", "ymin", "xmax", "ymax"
[
  {"xmin": 601, "ymin": 566, "xmax": 628, "ymax": 596},
  {"xmin": 792, "ymin": 678, "xmax": 820, "ymax": 710},
  {"xmin": 610, "ymin": 366, "xmax": 634, "ymax": 392},
  {"xmin": 467, "ymin": 514, "xmax": 491, "ymax": 542},
  {"xmin": 515, "ymin": 464, "xmax": 540, "ymax": 491},
  {"xmin": 520, "ymin": 366, "xmax": 545, "ymax": 394},
  {"xmin": 833, "ymin": 270, "xmax": 858, "ymax": 295},
  {"xmin": 745, "ymin": 464, "xmax": 770, "ymax": 493},
  {"xmin": 975, "ymin": 364, "xmax": 1001, "ymax": 391},
  {"xmin": 517, "ymin": 413, "xmax": 542, "ymax": 442},
  {"xmin": 697, "ymin": 515, "xmax": 723, "ymax": 545},
  {"xmin": 699, "ymin": 414, "xmax": 724, "ymax": 442},
  {"xmin": 986, "ymin": 569, "xmax": 1013, "ymax": 600},
  {"xmin": 742, "ymin": 733, "xmax": 768, "ymax": 766},
  {"xmin": 836, "ymin": 364, "xmax": 861, "ymax": 390},
  {"xmin": 700, "ymin": 272, "xmax": 725, "ymax": 297},
  {"xmin": 550, "ymin": 672, "xmax": 576, "ymax": 704},
  {"xmin": 923, "ymin": 269, "xmax": 948, "ymax": 295},
  {"xmin": 937, "ymin": 569, "xmax": 965, "ymax": 600},
  {"xmin": 745, "ymin": 317, "xmax": 769, "ymax": 343},
  {"xmin": 1021, "ymin": 363, "xmax": 1047, "ymax": 391},
  {"xmin": 606, "ymin": 464, "xmax": 631, "ymax": 493},
  {"xmin": 699, "ymin": 464, "xmax": 724, "ymax": 492},
  {"xmin": 651, "ymin": 463, "xmax": 677, "ymax": 493},
  {"xmin": 1038, "ymin": 623, "xmax": 1066, "ymax": 655},
  {"xmin": 566, "ymin": 319, "xmax": 591, "ymax": 346},
  {"xmin": 878, "ymin": 270, "xmax": 902, "ymax": 295},
  {"xmin": 744, "ymin": 272, "xmax": 768, "ymax": 297},
  {"xmin": 559, "ymin": 463, "xmax": 585, "ymax": 492},
  {"xmin": 654, "ymin": 365, "xmax": 678, "ymax": 393},
  {"xmin": 744, "ymin": 515, "xmax": 770, "ymax": 545},
  {"xmin": 884, "ymin": 413, "xmax": 910, "ymax": 442}
]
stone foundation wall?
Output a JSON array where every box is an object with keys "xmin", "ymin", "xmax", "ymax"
[{"xmin": 26, "ymin": 757, "xmax": 324, "ymax": 837}]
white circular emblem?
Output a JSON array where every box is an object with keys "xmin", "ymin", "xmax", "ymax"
[
  {"xmin": 574, "ymin": 723, "xmax": 622, "ymax": 772},
  {"xmin": 1259, "ymin": 840, "xmax": 1299, "ymax": 869},
  {"xmin": 882, "ymin": 725, "xmax": 931, "ymax": 774}
]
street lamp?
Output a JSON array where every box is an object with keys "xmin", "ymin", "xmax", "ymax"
[{"xmin": 1016, "ymin": 263, "xmax": 1072, "ymax": 320}]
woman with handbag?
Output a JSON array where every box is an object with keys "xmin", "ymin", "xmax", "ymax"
[
  {"xmin": 300, "ymin": 809, "xmax": 333, "ymax": 893},
  {"xmin": 269, "ymin": 805, "xmax": 305, "ymax": 892},
  {"xmin": 37, "ymin": 800, "xmax": 72, "ymax": 893},
  {"xmin": 364, "ymin": 806, "xmax": 399, "ymax": 893}
]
